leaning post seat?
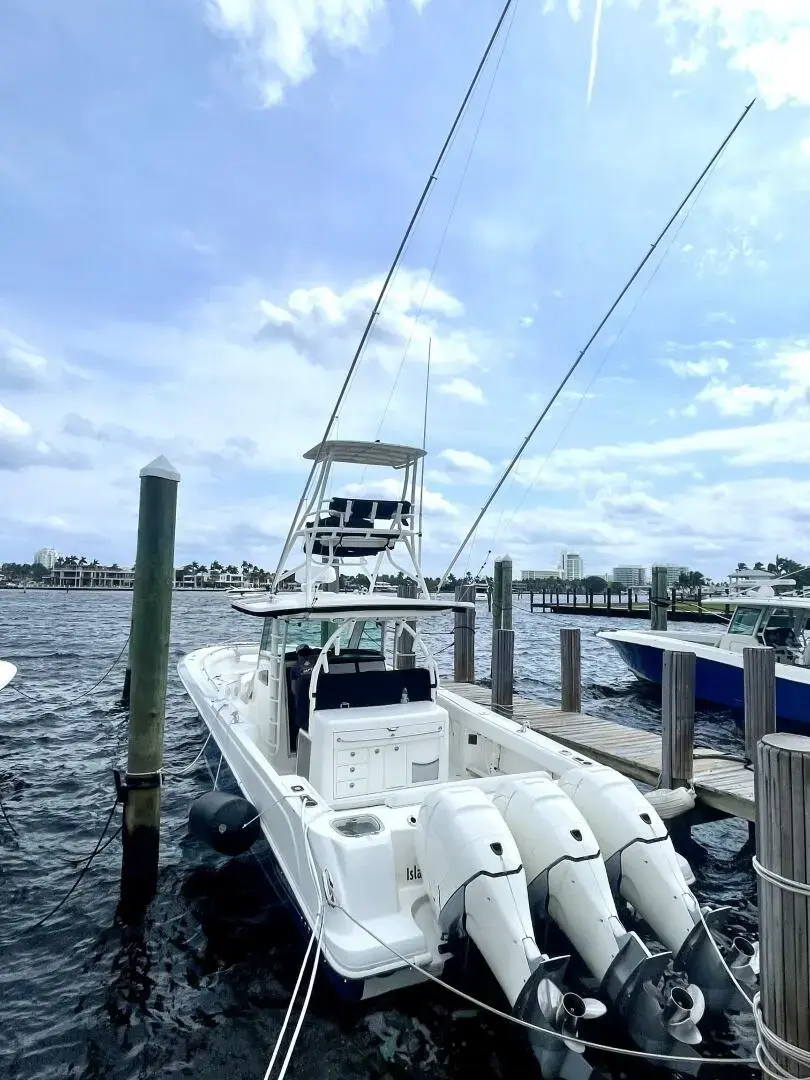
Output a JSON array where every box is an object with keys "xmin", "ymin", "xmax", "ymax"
[{"xmin": 307, "ymin": 666, "xmax": 449, "ymax": 802}]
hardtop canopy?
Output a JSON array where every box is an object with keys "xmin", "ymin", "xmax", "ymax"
[
  {"xmin": 303, "ymin": 440, "xmax": 425, "ymax": 469},
  {"xmin": 232, "ymin": 591, "xmax": 473, "ymax": 619}
]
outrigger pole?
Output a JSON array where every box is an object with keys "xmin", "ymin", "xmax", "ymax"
[
  {"xmin": 273, "ymin": 0, "xmax": 517, "ymax": 588},
  {"xmin": 438, "ymin": 97, "xmax": 756, "ymax": 591}
]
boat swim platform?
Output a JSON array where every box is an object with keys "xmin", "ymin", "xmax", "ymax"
[{"xmin": 443, "ymin": 682, "xmax": 756, "ymax": 823}]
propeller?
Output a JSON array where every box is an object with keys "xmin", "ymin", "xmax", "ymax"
[
  {"xmin": 513, "ymin": 957, "xmax": 605, "ymax": 1078},
  {"xmin": 660, "ymin": 984, "xmax": 703, "ymax": 1046},
  {"xmin": 537, "ymin": 982, "xmax": 607, "ymax": 1053},
  {"xmin": 728, "ymin": 934, "xmax": 759, "ymax": 983},
  {"xmin": 676, "ymin": 908, "xmax": 760, "ymax": 1011}
]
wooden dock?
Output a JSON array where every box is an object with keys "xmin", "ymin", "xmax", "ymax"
[{"xmin": 443, "ymin": 681, "xmax": 756, "ymax": 822}]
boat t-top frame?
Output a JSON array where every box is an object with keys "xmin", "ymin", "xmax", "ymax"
[{"xmin": 272, "ymin": 440, "xmax": 430, "ymax": 605}]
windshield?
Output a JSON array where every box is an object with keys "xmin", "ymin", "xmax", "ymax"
[
  {"xmin": 728, "ymin": 607, "xmax": 763, "ymax": 635},
  {"xmin": 261, "ymin": 617, "xmax": 383, "ymax": 655}
]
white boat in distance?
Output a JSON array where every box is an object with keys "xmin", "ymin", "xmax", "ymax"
[
  {"xmin": 599, "ymin": 590, "xmax": 810, "ymax": 729},
  {"xmin": 178, "ymin": 439, "xmax": 757, "ymax": 1077}
]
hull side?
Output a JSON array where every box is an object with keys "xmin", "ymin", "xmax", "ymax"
[{"xmin": 605, "ymin": 638, "xmax": 810, "ymax": 730}]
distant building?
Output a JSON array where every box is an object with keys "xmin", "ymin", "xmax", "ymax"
[
  {"xmin": 34, "ymin": 547, "xmax": 59, "ymax": 570},
  {"xmin": 612, "ymin": 565, "xmax": 647, "ymax": 587},
  {"xmin": 662, "ymin": 565, "xmax": 689, "ymax": 587},
  {"xmin": 49, "ymin": 564, "xmax": 134, "ymax": 588},
  {"xmin": 521, "ymin": 569, "xmax": 561, "ymax": 581},
  {"xmin": 560, "ymin": 551, "xmax": 583, "ymax": 580}
]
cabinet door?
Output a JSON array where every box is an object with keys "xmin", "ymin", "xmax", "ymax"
[{"xmin": 383, "ymin": 742, "xmax": 408, "ymax": 788}]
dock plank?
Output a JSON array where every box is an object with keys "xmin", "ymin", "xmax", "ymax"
[{"xmin": 442, "ymin": 681, "xmax": 755, "ymax": 821}]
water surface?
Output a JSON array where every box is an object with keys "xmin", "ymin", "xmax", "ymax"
[{"xmin": 0, "ymin": 591, "xmax": 756, "ymax": 1079}]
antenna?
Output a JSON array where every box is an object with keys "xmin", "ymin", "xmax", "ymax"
[
  {"xmin": 418, "ymin": 337, "xmax": 432, "ymax": 565},
  {"xmin": 272, "ymin": 0, "xmax": 517, "ymax": 588}
]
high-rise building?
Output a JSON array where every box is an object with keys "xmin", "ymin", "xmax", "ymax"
[
  {"xmin": 560, "ymin": 551, "xmax": 583, "ymax": 580},
  {"xmin": 612, "ymin": 566, "xmax": 647, "ymax": 587},
  {"xmin": 663, "ymin": 565, "xmax": 689, "ymax": 587},
  {"xmin": 34, "ymin": 547, "xmax": 59, "ymax": 570}
]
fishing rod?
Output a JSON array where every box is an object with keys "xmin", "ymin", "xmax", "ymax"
[
  {"xmin": 272, "ymin": 0, "xmax": 517, "ymax": 586},
  {"xmin": 438, "ymin": 97, "xmax": 756, "ymax": 591}
]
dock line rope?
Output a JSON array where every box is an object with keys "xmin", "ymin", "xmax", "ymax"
[
  {"xmin": 262, "ymin": 912, "xmax": 325, "ymax": 1080},
  {"xmin": 13, "ymin": 797, "xmax": 122, "ymax": 936},
  {"xmin": 260, "ymin": 815, "xmax": 329, "ymax": 1080},
  {"xmin": 332, "ymin": 902, "xmax": 755, "ymax": 1067},
  {"xmin": 166, "ymin": 732, "xmax": 213, "ymax": 777},
  {"xmin": 9, "ymin": 633, "xmax": 130, "ymax": 709},
  {"xmin": 752, "ymin": 856, "xmax": 810, "ymax": 897},
  {"xmin": 754, "ymin": 993, "xmax": 810, "ymax": 1080}
]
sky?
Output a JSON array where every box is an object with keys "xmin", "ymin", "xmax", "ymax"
[{"xmin": 2, "ymin": 0, "xmax": 810, "ymax": 580}]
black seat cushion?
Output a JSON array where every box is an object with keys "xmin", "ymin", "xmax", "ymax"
[
  {"xmin": 311, "ymin": 537, "xmax": 391, "ymax": 558},
  {"xmin": 315, "ymin": 667, "xmax": 432, "ymax": 710},
  {"xmin": 329, "ymin": 497, "xmax": 411, "ymax": 522}
]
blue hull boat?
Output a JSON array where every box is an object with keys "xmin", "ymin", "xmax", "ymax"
[{"xmin": 599, "ymin": 613, "xmax": 810, "ymax": 732}]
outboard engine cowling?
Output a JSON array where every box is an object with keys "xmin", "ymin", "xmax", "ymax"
[
  {"xmin": 493, "ymin": 776, "xmax": 704, "ymax": 1055},
  {"xmin": 189, "ymin": 790, "xmax": 261, "ymax": 855},
  {"xmin": 415, "ymin": 785, "xmax": 604, "ymax": 1079}
]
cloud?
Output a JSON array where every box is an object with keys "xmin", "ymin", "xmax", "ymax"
[
  {"xmin": 204, "ymin": 0, "xmax": 428, "ymax": 105},
  {"xmin": 436, "ymin": 448, "xmax": 493, "ymax": 481},
  {"xmin": 0, "ymin": 403, "xmax": 90, "ymax": 472},
  {"xmin": 664, "ymin": 355, "xmax": 729, "ymax": 377},
  {"xmin": 344, "ymin": 477, "xmax": 458, "ymax": 515},
  {"xmin": 658, "ymin": 0, "xmax": 810, "ymax": 108},
  {"xmin": 694, "ymin": 381, "xmax": 783, "ymax": 416},
  {"xmin": 254, "ymin": 270, "xmax": 479, "ymax": 373},
  {"xmin": 0, "ymin": 328, "xmax": 73, "ymax": 392},
  {"xmin": 437, "ymin": 377, "xmax": 485, "ymax": 405}
]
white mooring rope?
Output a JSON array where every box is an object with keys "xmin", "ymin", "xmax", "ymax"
[{"xmin": 751, "ymin": 855, "xmax": 810, "ymax": 1077}]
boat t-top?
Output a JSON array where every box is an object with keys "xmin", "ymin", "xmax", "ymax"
[
  {"xmin": 599, "ymin": 587, "xmax": 810, "ymax": 728},
  {"xmin": 178, "ymin": 438, "xmax": 758, "ymax": 1078}
]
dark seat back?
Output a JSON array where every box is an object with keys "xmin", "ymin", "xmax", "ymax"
[
  {"xmin": 314, "ymin": 667, "xmax": 432, "ymax": 711},
  {"xmin": 329, "ymin": 497, "xmax": 411, "ymax": 522}
]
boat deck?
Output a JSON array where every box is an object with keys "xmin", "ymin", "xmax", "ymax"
[{"xmin": 443, "ymin": 682, "xmax": 755, "ymax": 822}]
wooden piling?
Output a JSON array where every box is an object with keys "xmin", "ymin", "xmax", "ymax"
[
  {"xmin": 453, "ymin": 584, "xmax": 476, "ymax": 683},
  {"xmin": 396, "ymin": 582, "xmax": 417, "ymax": 670},
  {"xmin": 121, "ymin": 456, "xmax": 179, "ymax": 911},
  {"xmin": 491, "ymin": 555, "xmax": 513, "ymax": 714},
  {"xmin": 755, "ymin": 733, "xmax": 810, "ymax": 1078},
  {"xmin": 661, "ymin": 648, "xmax": 695, "ymax": 789},
  {"xmin": 560, "ymin": 628, "xmax": 581, "ymax": 714},
  {"xmin": 651, "ymin": 566, "xmax": 668, "ymax": 631},
  {"xmin": 744, "ymin": 646, "xmax": 777, "ymax": 765}
]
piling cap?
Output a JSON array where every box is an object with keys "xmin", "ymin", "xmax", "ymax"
[
  {"xmin": 140, "ymin": 455, "xmax": 181, "ymax": 482},
  {"xmin": 495, "ymin": 553, "xmax": 513, "ymax": 564}
]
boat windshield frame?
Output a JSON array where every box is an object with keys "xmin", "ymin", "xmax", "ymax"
[{"xmin": 727, "ymin": 606, "xmax": 764, "ymax": 636}]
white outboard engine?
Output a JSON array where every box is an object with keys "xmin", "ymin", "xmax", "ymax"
[
  {"xmin": 559, "ymin": 765, "xmax": 758, "ymax": 1011},
  {"xmin": 415, "ymin": 785, "xmax": 603, "ymax": 1079},
  {"xmin": 492, "ymin": 775, "xmax": 704, "ymax": 1054}
]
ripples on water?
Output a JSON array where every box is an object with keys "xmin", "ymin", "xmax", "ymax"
[{"xmin": 0, "ymin": 591, "xmax": 757, "ymax": 1079}]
